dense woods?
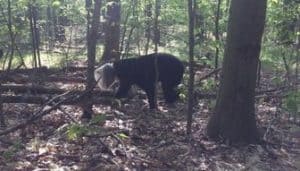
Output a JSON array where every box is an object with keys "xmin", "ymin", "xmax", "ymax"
[{"xmin": 0, "ymin": 0, "xmax": 299, "ymax": 170}]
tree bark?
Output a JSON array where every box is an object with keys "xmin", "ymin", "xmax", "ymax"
[
  {"xmin": 256, "ymin": 59, "xmax": 261, "ymax": 87},
  {"xmin": 0, "ymin": 84, "xmax": 110, "ymax": 96},
  {"xmin": 207, "ymin": 0, "xmax": 267, "ymax": 144},
  {"xmin": 0, "ymin": 93, "xmax": 113, "ymax": 105},
  {"xmin": 120, "ymin": 0, "xmax": 135, "ymax": 56},
  {"xmin": 124, "ymin": 26, "xmax": 136, "ymax": 58},
  {"xmin": 6, "ymin": 0, "xmax": 15, "ymax": 71},
  {"xmin": 281, "ymin": 47, "xmax": 291, "ymax": 82},
  {"xmin": 32, "ymin": 3, "xmax": 41, "ymax": 67},
  {"xmin": 46, "ymin": 3, "xmax": 55, "ymax": 50},
  {"xmin": 102, "ymin": 0, "xmax": 121, "ymax": 62},
  {"xmin": 144, "ymin": 2, "xmax": 152, "ymax": 55},
  {"xmin": 186, "ymin": 0, "xmax": 195, "ymax": 136},
  {"xmin": 85, "ymin": 0, "xmax": 92, "ymax": 38},
  {"xmin": 153, "ymin": 0, "xmax": 161, "ymax": 109},
  {"xmin": 295, "ymin": 16, "xmax": 300, "ymax": 79},
  {"xmin": 28, "ymin": 3, "xmax": 40, "ymax": 68},
  {"xmin": 214, "ymin": 0, "xmax": 221, "ymax": 74},
  {"xmin": 82, "ymin": 0, "xmax": 102, "ymax": 119},
  {"xmin": 153, "ymin": 0, "xmax": 160, "ymax": 53}
]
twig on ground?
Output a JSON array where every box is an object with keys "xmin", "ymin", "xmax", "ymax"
[
  {"xmin": 197, "ymin": 68, "xmax": 222, "ymax": 82},
  {"xmin": 0, "ymin": 91, "xmax": 75, "ymax": 136},
  {"xmin": 58, "ymin": 106, "xmax": 79, "ymax": 123}
]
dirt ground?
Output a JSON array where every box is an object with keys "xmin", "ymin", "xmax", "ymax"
[{"xmin": 0, "ymin": 68, "xmax": 299, "ymax": 171}]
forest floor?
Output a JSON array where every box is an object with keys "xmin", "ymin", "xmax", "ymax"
[{"xmin": 0, "ymin": 66, "xmax": 299, "ymax": 171}]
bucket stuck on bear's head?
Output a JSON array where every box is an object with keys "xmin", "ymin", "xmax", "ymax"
[{"xmin": 94, "ymin": 63, "xmax": 116, "ymax": 90}]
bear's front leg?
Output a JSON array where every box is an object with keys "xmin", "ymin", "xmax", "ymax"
[
  {"xmin": 115, "ymin": 80, "xmax": 131, "ymax": 98},
  {"xmin": 144, "ymin": 85, "xmax": 156, "ymax": 109}
]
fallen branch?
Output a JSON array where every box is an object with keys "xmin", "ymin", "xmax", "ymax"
[
  {"xmin": 0, "ymin": 66, "xmax": 87, "ymax": 74},
  {"xmin": 0, "ymin": 66, "xmax": 49, "ymax": 75},
  {"xmin": 256, "ymin": 85, "xmax": 299, "ymax": 95},
  {"xmin": 0, "ymin": 84, "xmax": 65, "ymax": 94},
  {"xmin": 0, "ymin": 91, "xmax": 74, "ymax": 136},
  {"xmin": 58, "ymin": 106, "xmax": 78, "ymax": 123},
  {"xmin": 197, "ymin": 68, "xmax": 222, "ymax": 82},
  {"xmin": 0, "ymin": 75, "xmax": 86, "ymax": 84},
  {"xmin": 194, "ymin": 92, "xmax": 217, "ymax": 99},
  {"xmin": 182, "ymin": 61, "xmax": 206, "ymax": 69},
  {"xmin": 0, "ymin": 92, "xmax": 114, "ymax": 105},
  {"xmin": 0, "ymin": 80, "xmax": 108, "ymax": 136},
  {"xmin": 255, "ymin": 94, "xmax": 288, "ymax": 99},
  {"xmin": 0, "ymin": 84, "xmax": 108, "ymax": 95},
  {"xmin": 195, "ymin": 90, "xmax": 290, "ymax": 100}
]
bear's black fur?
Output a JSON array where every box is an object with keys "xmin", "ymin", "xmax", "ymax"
[{"xmin": 113, "ymin": 53, "xmax": 184, "ymax": 109}]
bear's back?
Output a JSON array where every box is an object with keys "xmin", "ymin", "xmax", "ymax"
[{"xmin": 113, "ymin": 53, "xmax": 184, "ymax": 85}]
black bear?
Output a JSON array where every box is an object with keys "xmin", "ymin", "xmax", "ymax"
[{"xmin": 94, "ymin": 53, "xmax": 184, "ymax": 109}]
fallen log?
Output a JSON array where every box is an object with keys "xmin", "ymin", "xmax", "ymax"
[
  {"xmin": 0, "ymin": 92, "xmax": 114, "ymax": 105},
  {"xmin": 0, "ymin": 91, "xmax": 74, "ymax": 136},
  {"xmin": 46, "ymin": 76, "xmax": 86, "ymax": 83},
  {"xmin": 0, "ymin": 66, "xmax": 49, "ymax": 74},
  {"xmin": 0, "ymin": 84, "xmax": 111, "ymax": 95},
  {"xmin": 0, "ymin": 66, "xmax": 87, "ymax": 74},
  {"xmin": 0, "ymin": 84, "xmax": 65, "ymax": 94},
  {"xmin": 0, "ymin": 75, "xmax": 86, "ymax": 84},
  {"xmin": 1, "ymin": 95, "xmax": 49, "ymax": 104}
]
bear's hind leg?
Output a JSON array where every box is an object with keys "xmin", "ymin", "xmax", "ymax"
[
  {"xmin": 162, "ymin": 84, "xmax": 178, "ymax": 104},
  {"xmin": 144, "ymin": 85, "xmax": 157, "ymax": 109}
]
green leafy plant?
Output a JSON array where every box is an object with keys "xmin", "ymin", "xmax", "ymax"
[
  {"xmin": 117, "ymin": 133, "xmax": 129, "ymax": 139},
  {"xmin": 66, "ymin": 124, "xmax": 89, "ymax": 141},
  {"xmin": 177, "ymin": 83, "xmax": 187, "ymax": 101},
  {"xmin": 283, "ymin": 90, "xmax": 300, "ymax": 116},
  {"xmin": 2, "ymin": 150, "xmax": 15, "ymax": 161},
  {"xmin": 1, "ymin": 141, "xmax": 22, "ymax": 161},
  {"xmin": 90, "ymin": 114, "xmax": 106, "ymax": 125},
  {"xmin": 202, "ymin": 78, "xmax": 216, "ymax": 92},
  {"xmin": 271, "ymin": 76, "xmax": 284, "ymax": 86}
]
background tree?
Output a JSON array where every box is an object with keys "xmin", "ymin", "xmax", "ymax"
[
  {"xmin": 186, "ymin": 0, "xmax": 195, "ymax": 136},
  {"xmin": 0, "ymin": 1, "xmax": 299, "ymax": 169},
  {"xmin": 82, "ymin": 0, "xmax": 102, "ymax": 119},
  {"xmin": 214, "ymin": 0, "xmax": 221, "ymax": 72},
  {"xmin": 153, "ymin": 0, "xmax": 160, "ymax": 53},
  {"xmin": 121, "ymin": 0, "xmax": 139, "ymax": 58},
  {"xmin": 28, "ymin": 1, "xmax": 42, "ymax": 68},
  {"xmin": 101, "ymin": 0, "xmax": 121, "ymax": 62},
  {"xmin": 144, "ymin": 1, "xmax": 152, "ymax": 55},
  {"xmin": 207, "ymin": 0, "xmax": 267, "ymax": 143},
  {"xmin": 6, "ymin": 0, "xmax": 15, "ymax": 71},
  {"xmin": 0, "ymin": 0, "xmax": 298, "ymax": 125}
]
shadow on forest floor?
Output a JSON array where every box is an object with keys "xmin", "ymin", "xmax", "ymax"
[{"xmin": 0, "ymin": 66, "xmax": 299, "ymax": 170}]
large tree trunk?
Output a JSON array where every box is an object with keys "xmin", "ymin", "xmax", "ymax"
[
  {"xmin": 101, "ymin": 0, "xmax": 121, "ymax": 62},
  {"xmin": 207, "ymin": 0, "xmax": 267, "ymax": 144}
]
